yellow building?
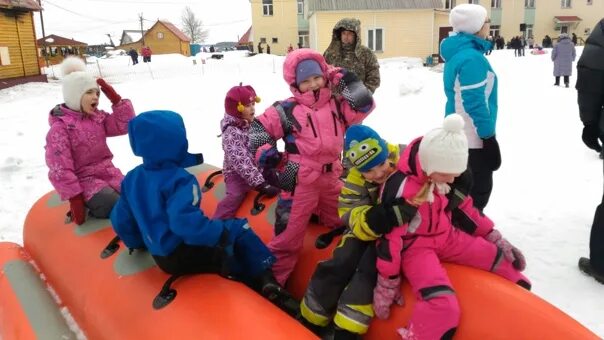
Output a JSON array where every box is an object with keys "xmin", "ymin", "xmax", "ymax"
[
  {"xmin": 0, "ymin": 0, "xmax": 46, "ymax": 89},
  {"xmin": 118, "ymin": 20, "xmax": 191, "ymax": 56},
  {"xmin": 251, "ymin": 0, "xmax": 603, "ymax": 59}
]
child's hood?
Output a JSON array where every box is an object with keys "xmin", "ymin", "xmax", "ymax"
[
  {"xmin": 220, "ymin": 112, "xmax": 248, "ymax": 133},
  {"xmin": 48, "ymin": 104, "xmax": 99, "ymax": 126},
  {"xmin": 398, "ymin": 137, "xmax": 428, "ymax": 182},
  {"xmin": 128, "ymin": 110, "xmax": 203, "ymax": 169},
  {"xmin": 283, "ymin": 49, "xmax": 329, "ymax": 90}
]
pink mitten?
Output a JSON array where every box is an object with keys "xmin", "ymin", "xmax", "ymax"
[
  {"xmin": 485, "ymin": 229, "xmax": 526, "ymax": 271},
  {"xmin": 373, "ymin": 275, "xmax": 403, "ymax": 319}
]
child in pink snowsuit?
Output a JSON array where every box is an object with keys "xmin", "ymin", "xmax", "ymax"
[
  {"xmin": 249, "ymin": 48, "xmax": 375, "ymax": 285},
  {"xmin": 45, "ymin": 57, "xmax": 135, "ymax": 225},
  {"xmin": 213, "ymin": 84, "xmax": 280, "ymax": 219},
  {"xmin": 372, "ymin": 114, "xmax": 530, "ymax": 340}
]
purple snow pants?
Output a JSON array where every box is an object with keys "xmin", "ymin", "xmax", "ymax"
[{"xmin": 213, "ymin": 173, "xmax": 252, "ymax": 220}]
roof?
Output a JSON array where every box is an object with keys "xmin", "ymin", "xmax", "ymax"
[
  {"xmin": 36, "ymin": 34, "xmax": 87, "ymax": 46},
  {"xmin": 0, "ymin": 0, "xmax": 41, "ymax": 11},
  {"xmin": 158, "ymin": 20, "xmax": 191, "ymax": 42},
  {"xmin": 120, "ymin": 30, "xmax": 146, "ymax": 45},
  {"xmin": 238, "ymin": 26, "xmax": 252, "ymax": 44},
  {"xmin": 554, "ymin": 16, "xmax": 582, "ymax": 23},
  {"xmin": 307, "ymin": 0, "xmax": 443, "ymax": 12}
]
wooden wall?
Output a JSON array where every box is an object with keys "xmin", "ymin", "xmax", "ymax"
[{"xmin": 0, "ymin": 9, "xmax": 41, "ymax": 79}]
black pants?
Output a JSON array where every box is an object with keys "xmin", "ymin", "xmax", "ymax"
[
  {"xmin": 152, "ymin": 242, "xmax": 224, "ymax": 276},
  {"xmin": 468, "ymin": 149, "xmax": 495, "ymax": 211},
  {"xmin": 86, "ymin": 187, "xmax": 120, "ymax": 218},
  {"xmin": 555, "ymin": 76, "xmax": 570, "ymax": 86}
]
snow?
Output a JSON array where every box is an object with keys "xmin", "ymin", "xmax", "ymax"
[{"xmin": 0, "ymin": 48, "xmax": 602, "ymax": 336}]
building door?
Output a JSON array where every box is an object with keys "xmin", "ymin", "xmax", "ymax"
[
  {"xmin": 560, "ymin": 25, "xmax": 569, "ymax": 34},
  {"xmin": 438, "ymin": 26, "xmax": 453, "ymax": 63}
]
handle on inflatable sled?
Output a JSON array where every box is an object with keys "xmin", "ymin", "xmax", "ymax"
[
  {"xmin": 202, "ymin": 170, "xmax": 223, "ymax": 192},
  {"xmin": 251, "ymin": 192, "xmax": 266, "ymax": 216},
  {"xmin": 315, "ymin": 226, "xmax": 346, "ymax": 249}
]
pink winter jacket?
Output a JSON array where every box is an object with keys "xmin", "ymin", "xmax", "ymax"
[
  {"xmin": 44, "ymin": 100, "xmax": 135, "ymax": 201},
  {"xmin": 376, "ymin": 137, "xmax": 495, "ymax": 278},
  {"xmin": 254, "ymin": 49, "xmax": 374, "ymax": 186}
]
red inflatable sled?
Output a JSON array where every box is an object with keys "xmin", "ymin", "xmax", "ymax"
[{"xmin": 0, "ymin": 163, "xmax": 598, "ymax": 339}]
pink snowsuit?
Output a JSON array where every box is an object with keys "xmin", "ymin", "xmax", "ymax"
[
  {"xmin": 44, "ymin": 101, "xmax": 135, "ymax": 201},
  {"xmin": 376, "ymin": 137, "xmax": 530, "ymax": 340},
  {"xmin": 251, "ymin": 48, "xmax": 375, "ymax": 285}
]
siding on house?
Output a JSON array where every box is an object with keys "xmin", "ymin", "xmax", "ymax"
[
  {"xmin": 250, "ymin": 0, "xmax": 300, "ymax": 55},
  {"xmin": 0, "ymin": 9, "xmax": 41, "ymax": 80}
]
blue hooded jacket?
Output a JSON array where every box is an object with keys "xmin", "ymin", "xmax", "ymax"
[
  {"xmin": 110, "ymin": 110, "xmax": 246, "ymax": 256},
  {"xmin": 441, "ymin": 32, "xmax": 498, "ymax": 147}
]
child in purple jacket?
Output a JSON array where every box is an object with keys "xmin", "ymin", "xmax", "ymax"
[
  {"xmin": 213, "ymin": 84, "xmax": 280, "ymax": 220},
  {"xmin": 45, "ymin": 56, "xmax": 135, "ymax": 225}
]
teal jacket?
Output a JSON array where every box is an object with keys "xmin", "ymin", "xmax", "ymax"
[{"xmin": 441, "ymin": 33, "xmax": 498, "ymax": 146}]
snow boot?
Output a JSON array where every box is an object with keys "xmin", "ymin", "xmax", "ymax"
[
  {"xmin": 296, "ymin": 315, "xmax": 330, "ymax": 337},
  {"xmin": 258, "ymin": 270, "xmax": 300, "ymax": 316},
  {"xmin": 578, "ymin": 257, "xmax": 604, "ymax": 284}
]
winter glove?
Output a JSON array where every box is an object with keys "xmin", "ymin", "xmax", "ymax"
[
  {"xmin": 481, "ymin": 136, "xmax": 502, "ymax": 171},
  {"xmin": 69, "ymin": 193, "xmax": 86, "ymax": 225},
  {"xmin": 365, "ymin": 198, "xmax": 418, "ymax": 235},
  {"xmin": 373, "ymin": 275, "xmax": 403, "ymax": 320},
  {"xmin": 256, "ymin": 182, "xmax": 280, "ymax": 198},
  {"xmin": 96, "ymin": 78, "xmax": 122, "ymax": 105},
  {"xmin": 337, "ymin": 70, "xmax": 373, "ymax": 112},
  {"xmin": 581, "ymin": 124, "xmax": 603, "ymax": 152},
  {"xmin": 485, "ymin": 229, "xmax": 526, "ymax": 271},
  {"xmin": 255, "ymin": 144, "xmax": 282, "ymax": 169}
]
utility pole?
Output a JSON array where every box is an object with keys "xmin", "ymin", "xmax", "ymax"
[
  {"xmin": 37, "ymin": 0, "xmax": 51, "ymax": 72},
  {"xmin": 139, "ymin": 13, "xmax": 145, "ymax": 46}
]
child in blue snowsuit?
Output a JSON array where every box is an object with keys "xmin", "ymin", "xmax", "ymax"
[{"xmin": 110, "ymin": 110, "xmax": 294, "ymax": 310}]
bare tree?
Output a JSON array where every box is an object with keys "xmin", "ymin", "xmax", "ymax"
[{"xmin": 181, "ymin": 6, "xmax": 208, "ymax": 44}]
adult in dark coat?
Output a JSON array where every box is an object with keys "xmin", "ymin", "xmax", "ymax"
[
  {"xmin": 552, "ymin": 33, "xmax": 576, "ymax": 87},
  {"xmin": 576, "ymin": 18, "xmax": 604, "ymax": 284},
  {"xmin": 128, "ymin": 48, "xmax": 138, "ymax": 65}
]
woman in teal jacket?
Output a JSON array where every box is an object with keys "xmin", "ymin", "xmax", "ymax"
[{"xmin": 441, "ymin": 4, "xmax": 501, "ymax": 211}]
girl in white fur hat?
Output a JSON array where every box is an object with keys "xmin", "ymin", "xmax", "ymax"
[
  {"xmin": 371, "ymin": 114, "xmax": 530, "ymax": 340},
  {"xmin": 44, "ymin": 56, "xmax": 135, "ymax": 225}
]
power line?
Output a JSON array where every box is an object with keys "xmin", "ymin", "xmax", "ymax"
[{"xmin": 42, "ymin": 0, "xmax": 130, "ymax": 24}]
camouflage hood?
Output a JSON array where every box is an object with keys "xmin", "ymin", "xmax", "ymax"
[{"xmin": 326, "ymin": 18, "xmax": 363, "ymax": 57}]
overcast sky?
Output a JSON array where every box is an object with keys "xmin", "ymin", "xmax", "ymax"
[{"xmin": 33, "ymin": 0, "xmax": 253, "ymax": 45}]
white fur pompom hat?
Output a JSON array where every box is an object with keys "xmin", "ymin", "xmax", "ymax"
[
  {"xmin": 419, "ymin": 114, "xmax": 468, "ymax": 175},
  {"xmin": 60, "ymin": 56, "xmax": 97, "ymax": 111},
  {"xmin": 449, "ymin": 4, "xmax": 487, "ymax": 34}
]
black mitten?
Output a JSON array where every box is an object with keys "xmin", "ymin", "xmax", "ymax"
[
  {"xmin": 338, "ymin": 70, "xmax": 373, "ymax": 111},
  {"xmin": 256, "ymin": 182, "xmax": 280, "ymax": 198},
  {"xmin": 582, "ymin": 124, "xmax": 603, "ymax": 152},
  {"xmin": 365, "ymin": 198, "xmax": 418, "ymax": 235},
  {"xmin": 481, "ymin": 136, "xmax": 502, "ymax": 171}
]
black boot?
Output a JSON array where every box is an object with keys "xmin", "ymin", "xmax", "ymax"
[
  {"xmin": 333, "ymin": 327, "xmax": 362, "ymax": 340},
  {"xmin": 257, "ymin": 270, "xmax": 300, "ymax": 317},
  {"xmin": 296, "ymin": 315, "xmax": 329, "ymax": 337},
  {"xmin": 579, "ymin": 257, "xmax": 604, "ymax": 284}
]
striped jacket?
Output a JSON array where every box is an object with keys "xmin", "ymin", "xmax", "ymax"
[
  {"xmin": 441, "ymin": 32, "xmax": 498, "ymax": 148},
  {"xmin": 338, "ymin": 142, "xmax": 402, "ymax": 241}
]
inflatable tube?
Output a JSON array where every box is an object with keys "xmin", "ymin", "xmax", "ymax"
[
  {"xmin": 0, "ymin": 242, "xmax": 77, "ymax": 340},
  {"xmin": 19, "ymin": 163, "xmax": 599, "ymax": 339}
]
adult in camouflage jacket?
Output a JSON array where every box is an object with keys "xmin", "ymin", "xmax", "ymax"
[{"xmin": 323, "ymin": 18, "xmax": 381, "ymax": 94}]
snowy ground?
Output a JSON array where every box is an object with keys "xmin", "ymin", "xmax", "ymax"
[{"xmin": 0, "ymin": 48, "xmax": 602, "ymax": 337}]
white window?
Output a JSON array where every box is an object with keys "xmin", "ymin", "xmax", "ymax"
[
  {"xmin": 444, "ymin": 0, "xmax": 456, "ymax": 9},
  {"xmin": 491, "ymin": 0, "xmax": 501, "ymax": 8},
  {"xmin": 469, "ymin": 0, "xmax": 479, "ymax": 4},
  {"xmin": 157, "ymin": 32, "xmax": 164, "ymax": 39},
  {"xmin": 367, "ymin": 28, "xmax": 383, "ymax": 52},
  {"xmin": 561, "ymin": 0, "xmax": 571, "ymax": 8},
  {"xmin": 297, "ymin": 0, "xmax": 303, "ymax": 14},
  {"xmin": 0, "ymin": 46, "xmax": 10, "ymax": 66},
  {"xmin": 524, "ymin": 24, "xmax": 534, "ymax": 40},
  {"xmin": 525, "ymin": 0, "xmax": 535, "ymax": 8},
  {"xmin": 298, "ymin": 31, "xmax": 309, "ymax": 48},
  {"xmin": 263, "ymin": 0, "xmax": 273, "ymax": 16},
  {"xmin": 489, "ymin": 25, "xmax": 501, "ymax": 37}
]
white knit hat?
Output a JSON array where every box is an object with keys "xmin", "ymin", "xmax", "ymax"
[
  {"xmin": 449, "ymin": 4, "xmax": 488, "ymax": 34},
  {"xmin": 419, "ymin": 114, "xmax": 468, "ymax": 176},
  {"xmin": 60, "ymin": 57, "xmax": 97, "ymax": 111}
]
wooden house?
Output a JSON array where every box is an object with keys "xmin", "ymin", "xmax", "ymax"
[
  {"xmin": 36, "ymin": 34, "xmax": 87, "ymax": 67},
  {"xmin": 118, "ymin": 20, "xmax": 191, "ymax": 56},
  {"xmin": 0, "ymin": 0, "xmax": 46, "ymax": 89}
]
